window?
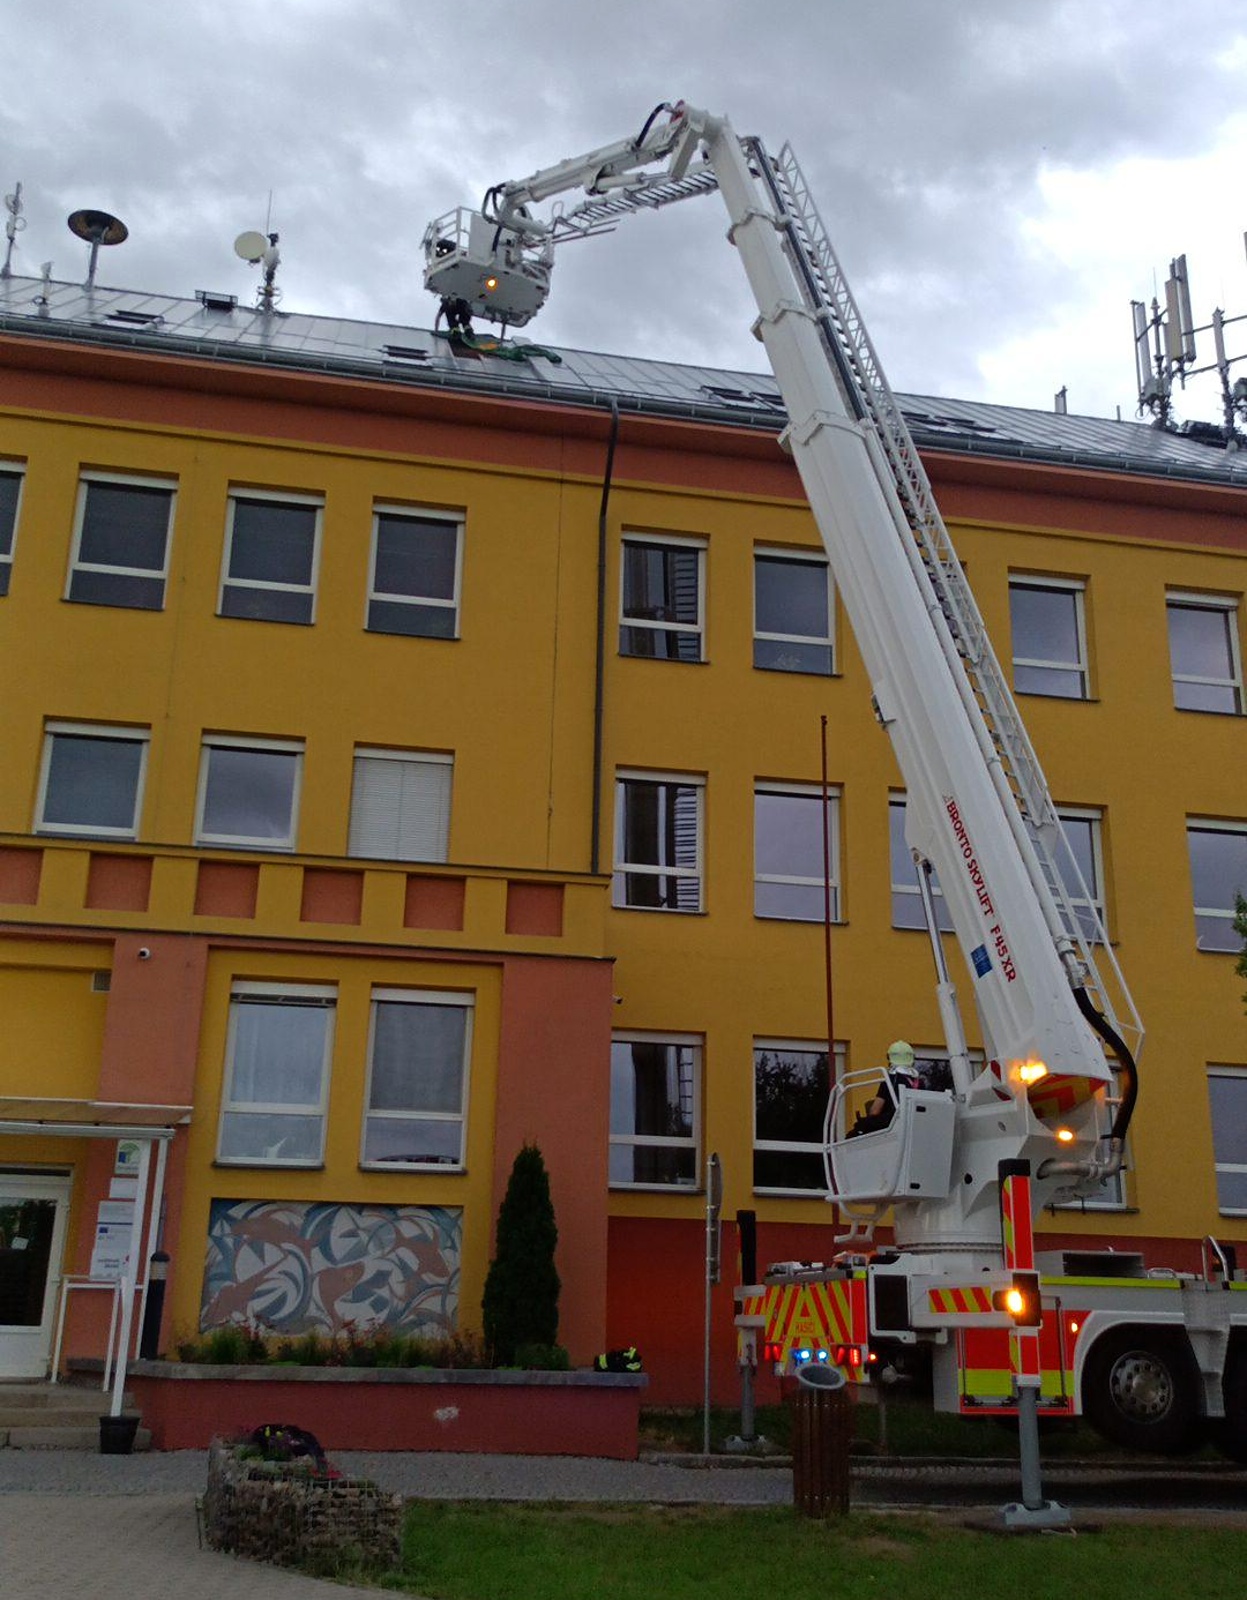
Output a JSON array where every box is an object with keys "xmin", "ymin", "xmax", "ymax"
[
  {"xmin": 195, "ymin": 736, "xmax": 303, "ymax": 850},
  {"xmin": 889, "ymin": 797, "xmax": 954, "ymax": 932},
  {"xmin": 610, "ymin": 1034, "xmax": 700, "ymax": 1187},
  {"xmin": 367, "ymin": 507, "xmax": 461, "ymax": 638},
  {"xmin": 1187, "ymin": 821, "xmax": 1247, "ymax": 952},
  {"xmin": 620, "ymin": 536, "xmax": 704, "ymax": 661},
  {"xmin": 361, "ymin": 989, "xmax": 473, "ymax": 1168},
  {"xmin": 348, "ymin": 749, "xmax": 452, "ymax": 862},
  {"xmin": 220, "ymin": 490, "xmax": 321, "ymax": 624},
  {"xmin": 1009, "ymin": 577, "xmax": 1088, "ymax": 698},
  {"xmin": 217, "ymin": 983, "xmax": 335, "ymax": 1165},
  {"xmin": 36, "ymin": 722, "xmax": 148, "ymax": 839},
  {"xmin": 1207, "ymin": 1068, "xmax": 1247, "ymax": 1213},
  {"xmin": 0, "ymin": 465, "xmax": 23, "ymax": 597},
  {"xmin": 66, "ymin": 473, "xmax": 175, "ymax": 610},
  {"xmin": 1052, "ymin": 808, "xmax": 1107, "ymax": 944},
  {"xmin": 613, "ymin": 772, "xmax": 703, "ymax": 912},
  {"xmin": 753, "ymin": 549, "xmax": 833, "ymax": 674},
  {"xmin": 755, "ymin": 783, "xmax": 839, "ymax": 921},
  {"xmin": 1167, "ymin": 594, "xmax": 1243, "ymax": 715},
  {"xmin": 754, "ymin": 1041, "xmax": 845, "ymax": 1192}
]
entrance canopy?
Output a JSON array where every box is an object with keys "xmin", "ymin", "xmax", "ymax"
[{"xmin": 0, "ymin": 1098, "xmax": 192, "ymax": 1140}]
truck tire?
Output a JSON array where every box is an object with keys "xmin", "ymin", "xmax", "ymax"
[{"xmin": 1081, "ymin": 1326, "xmax": 1202, "ymax": 1455}]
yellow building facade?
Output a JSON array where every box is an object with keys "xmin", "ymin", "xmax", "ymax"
[{"xmin": 0, "ymin": 278, "xmax": 1244, "ymax": 1403}]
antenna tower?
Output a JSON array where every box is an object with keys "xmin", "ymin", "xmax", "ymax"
[
  {"xmin": 2, "ymin": 183, "xmax": 25, "ymax": 279},
  {"xmin": 1131, "ymin": 248, "xmax": 1247, "ymax": 444}
]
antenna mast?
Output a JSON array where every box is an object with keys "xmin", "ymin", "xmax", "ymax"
[
  {"xmin": 1, "ymin": 182, "xmax": 25, "ymax": 279},
  {"xmin": 1131, "ymin": 249, "xmax": 1247, "ymax": 443}
]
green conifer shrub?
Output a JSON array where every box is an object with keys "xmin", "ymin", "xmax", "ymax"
[{"xmin": 482, "ymin": 1143, "xmax": 561, "ymax": 1366}]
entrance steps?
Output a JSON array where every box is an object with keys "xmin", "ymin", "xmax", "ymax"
[{"xmin": 0, "ymin": 1381, "xmax": 149, "ymax": 1450}]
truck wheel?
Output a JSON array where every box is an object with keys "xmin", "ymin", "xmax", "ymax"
[{"xmin": 1081, "ymin": 1327, "xmax": 1202, "ymax": 1455}]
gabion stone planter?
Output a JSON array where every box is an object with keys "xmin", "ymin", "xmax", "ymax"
[{"xmin": 201, "ymin": 1438, "xmax": 402, "ymax": 1573}]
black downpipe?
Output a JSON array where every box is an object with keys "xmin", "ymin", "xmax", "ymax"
[
  {"xmin": 1074, "ymin": 985, "xmax": 1138, "ymax": 1143},
  {"xmin": 590, "ymin": 400, "xmax": 620, "ymax": 876}
]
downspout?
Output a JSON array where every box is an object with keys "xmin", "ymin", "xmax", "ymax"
[{"xmin": 590, "ymin": 399, "xmax": 620, "ymax": 875}]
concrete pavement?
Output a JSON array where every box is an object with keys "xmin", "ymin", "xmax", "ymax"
[{"xmin": 0, "ymin": 1448, "xmax": 790, "ymax": 1597}]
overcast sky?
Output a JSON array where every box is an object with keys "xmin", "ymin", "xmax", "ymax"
[{"xmin": 4, "ymin": 2, "xmax": 1246, "ymax": 424}]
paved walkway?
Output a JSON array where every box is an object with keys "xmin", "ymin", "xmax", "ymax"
[{"xmin": 0, "ymin": 1449, "xmax": 791, "ymax": 1597}]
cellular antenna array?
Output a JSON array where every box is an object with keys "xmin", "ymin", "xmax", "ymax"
[{"xmin": 1132, "ymin": 247, "xmax": 1247, "ymax": 444}]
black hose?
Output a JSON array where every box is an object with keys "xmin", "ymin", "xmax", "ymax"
[
  {"xmin": 633, "ymin": 102, "xmax": 676, "ymax": 150},
  {"xmin": 1074, "ymin": 985, "xmax": 1138, "ymax": 1143}
]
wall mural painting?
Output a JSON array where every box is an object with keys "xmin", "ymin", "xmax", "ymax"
[{"xmin": 200, "ymin": 1199, "xmax": 461, "ymax": 1337}]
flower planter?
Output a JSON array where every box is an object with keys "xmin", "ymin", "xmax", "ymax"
[{"xmin": 127, "ymin": 1360, "xmax": 647, "ymax": 1457}]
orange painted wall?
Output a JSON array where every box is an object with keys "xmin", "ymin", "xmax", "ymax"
[{"xmin": 493, "ymin": 954, "xmax": 616, "ymax": 1362}]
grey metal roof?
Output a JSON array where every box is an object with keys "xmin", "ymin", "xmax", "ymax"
[{"xmin": 4, "ymin": 272, "xmax": 1247, "ymax": 489}]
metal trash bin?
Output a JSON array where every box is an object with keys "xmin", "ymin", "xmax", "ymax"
[{"xmin": 791, "ymin": 1364, "xmax": 852, "ymax": 1516}]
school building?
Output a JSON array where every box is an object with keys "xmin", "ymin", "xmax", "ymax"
[{"xmin": 0, "ymin": 269, "xmax": 1244, "ymax": 1403}]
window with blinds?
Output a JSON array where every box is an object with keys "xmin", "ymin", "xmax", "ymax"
[{"xmin": 348, "ymin": 749, "xmax": 452, "ymax": 862}]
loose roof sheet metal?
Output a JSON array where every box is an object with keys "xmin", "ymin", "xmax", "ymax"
[{"xmin": 3, "ymin": 273, "xmax": 1247, "ymax": 488}]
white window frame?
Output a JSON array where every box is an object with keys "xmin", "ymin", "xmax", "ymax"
[
  {"xmin": 1054, "ymin": 806, "xmax": 1108, "ymax": 945},
  {"xmin": 1208, "ymin": 1067, "xmax": 1247, "ymax": 1216},
  {"xmin": 216, "ymin": 981, "xmax": 335, "ymax": 1167},
  {"xmin": 35, "ymin": 720, "xmax": 149, "ymax": 840},
  {"xmin": 752, "ymin": 546, "xmax": 834, "ymax": 675},
  {"xmin": 348, "ymin": 747, "xmax": 453, "ymax": 862},
  {"xmin": 0, "ymin": 461, "xmax": 24, "ymax": 595},
  {"xmin": 366, "ymin": 504, "xmax": 463, "ymax": 639},
  {"xmin": 754, "ymin": 781, "xmax": 841, "ymax": 922},
  {"xmin": 612, "ymin": 769, "xmax": 705, "ymax": 913},
  {"xmin": 889, "ymin": 794, "xmax": 954, "ymax": 933},
  {"xmin": 619, "ymin": 533, "xmax": 705, "ymax": 661},
  {"xmin": 1009, "ymin": 575, "xmax": 1089, "ymax": 699},
  {"xmin": 219, "ymin": 487, "xmax": 323, "ymax": 625},
  {"xmin": 66, "ymin": 471, "xmax": 176, "ymax": 611},
  {"xmin": 1187, "ymin": 819, "xmax": 1247, "ymax": 952},
  {"xmin": 195, "ymin": 734, "xmax": 304, "ymax": 851},
  {"xmin": 610, "ymin": 1030, "xmax": 701, "ymax": 1191},
  {"xmin": 360, "ymin": 987, "xmax": 474, "ymax": 1171},
  {"xmin": 753, "ymin": 1039, "xmax": 845, "ymax": 1195},
  {"xmin": 1167, "ymin": 591, "xmax": 1244, "ymax": 716}
]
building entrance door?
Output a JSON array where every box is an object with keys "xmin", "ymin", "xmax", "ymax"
[{"xmin": 0, "ymin": 1172, "xmax": 71, "ymax": 1378}]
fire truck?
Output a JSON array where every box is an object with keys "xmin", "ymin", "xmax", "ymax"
[{"xmin": 423, "ymin": 102, "xmax": 1247, "ymax": 1466}]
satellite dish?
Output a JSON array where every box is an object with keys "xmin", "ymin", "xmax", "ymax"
[
  {"xmin": 68, "ymin": 208, "xmax": 129, "ymax": 246},
  {"xmin": 234, "ymin": 230, "xmax": 268, "ymax": 264},
  {"xmin": 67, "ymin": 208, "xmax": 129, "ymax": 289}
]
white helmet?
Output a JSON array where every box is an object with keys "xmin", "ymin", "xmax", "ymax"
[{"xmin": 887, "ymin": 1040, "xmax": 915, "ymax": 1070}]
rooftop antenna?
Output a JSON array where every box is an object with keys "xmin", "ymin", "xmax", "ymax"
[
  {"xmin": 1131, "ymin": 247, "xmax": 1247, "ymax": 443},
  {"xmin": 234, "ymin": 228, "xmax": 281, "ymax": 311},
  {"xmin": 67, "ymin": 208, "xmax": 128, "ymax": 290},
  {"xmin": 1, "ymin": 182, "xmax": 25, "ymax": 279}
]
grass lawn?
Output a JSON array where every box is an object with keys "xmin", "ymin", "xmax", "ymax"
[{"xmin": 362, "ymin": 1503, "xmax": 1247, "ymax": 1600}]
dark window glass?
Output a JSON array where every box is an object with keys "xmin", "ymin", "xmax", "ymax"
[
  {"xmin": 1010, "ymin": 582, "xmax": 1086, "ymax": 698},
  {"xmin": 41, "ymin": 733, "xmax": 144, "ymax": 835},
  {"xmin": 221, "ymin": 497, "xmax": 317, "ymax": 624},
  {"xmin": 889, "ymin": 799, "xmax": 953, "ymax": 931},
  {"xmin": 609, "ymin": 1039, "xmax": 697, "ymax": 1187},
  {"xmin": 0, "ymin": 471, "xmax": 21, "ymax": 566},
  {"xmin": 613, "ymin": 779, "xmax": 701, "ymax": 911},
  {"xmin": 755, "ymin": 789, "xmax": 836, "ymax": 920},
  {"xmin": 1168, "ymin": 603, "xmax": 1241, "ymax": 715},
  {"xmin": 754, "ymin": 554, "xmax": 832, "ymax": 674},
  {"xmin": 620, "ymin": 542, "xmax": 702, "ymax": 661},
  {"xmin": 1188, "ymin": 827, "xmax": 1247, "ymax": 951},
  {"xmin": 200, "ymin": 746, "xmax": 299, "ymax": 846},
  {"xmin": 69, "ymin": 481, "xmax": 172, "ymax": 611}
]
